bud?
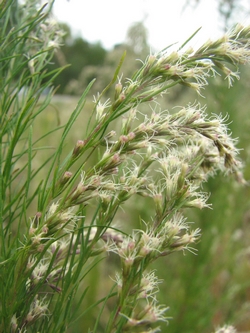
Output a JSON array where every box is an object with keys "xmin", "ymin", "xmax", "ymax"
[
  {"xmin": 153, "ymin": 192, "xmax": 163, "ymax": 217},
  {"xmin": 10, "ymin": 314, "xmax": 18, "ymax": 332},
  {"xmin": 177, "ymin": 163, "xmax": 188, "ymax": 190},
  {"xmin": 114, "ymin": 82, "xmax": 123, "ymax": 100},
  {"xmin": 104, "ymin": 130, "xmax": 116, "ymax": 140},
  {"xmin": 143, "ymin": 54, "xmax": 157, "ymax": 76},
  {"xmin": 72, "ymin": 140, "xmax": 85, "ymax": 158},
  {"xmin": 127, "ymin": 132, "xmax": 136, "ymax": 141},
  {"xmin": 60, "ymin": 171, "xmax": 73, "ymax": 186},
  {"xmin": 33, "ymin": 212, "xmax": 42, "ymax": 227},
  {"xmin": 119, "ymin": 135, "xmax": 129, "ymax": 144},
  {"xmin": 113, "ymin": 93, "xmax": 126, "ymax": 110}
]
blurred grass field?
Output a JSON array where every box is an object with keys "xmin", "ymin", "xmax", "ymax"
[{"xmin": 28, "ymin": 71, "xmax": 250, "ymax": 333}]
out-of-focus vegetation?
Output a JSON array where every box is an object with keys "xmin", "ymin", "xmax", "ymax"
[
  {"xmin": 185, "ymin": 0, "xmax": 250, "ymax": 31},
  {"xmin": 46, "ymin": 23, "xmax": 107, "ymax": 94},
  {"xmin": 46, "ymin": 21, "xmax": 150, "ymax": 95},
  {"xmin": 2, "ymin": 0, "xmax": 250, "ymax": 332}
]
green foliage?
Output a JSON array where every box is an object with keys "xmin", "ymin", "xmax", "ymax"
[
  {"xmin": 47, "ymin": 20, "xmax": 149, "ymax": 96},
  {"xmin": 1, "ymin": 1, "xmax": 250, "ymax": 333}
]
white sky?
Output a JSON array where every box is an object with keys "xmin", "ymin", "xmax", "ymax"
[{"xmin": 53, "ymin": 0, "xmax": 250, "ymax": 51}]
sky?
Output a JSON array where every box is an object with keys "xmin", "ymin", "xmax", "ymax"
[{"xmin": 53, "ymin": 0, "xmax": 250, "ymax": 51}]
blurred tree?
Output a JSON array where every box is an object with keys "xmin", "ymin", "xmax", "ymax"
[
  {"xmin": 185, "ymin": 0, "xmax": 250, "ymax": 30},
  {"xmin": 66, "ymin": 21, "xmax": 150, "ymax": 96},
  {"xmin": 46, "ymin": 23, "xmax": 107, "ymax": 94},
  {"xmin": 126, "ymin": 21, "xmax": 150, "ymax": 56}
]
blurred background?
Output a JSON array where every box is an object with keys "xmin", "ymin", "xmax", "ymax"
[{"xmin": 37, "ymin": 0, "xmax": 250, "ymax": 332}]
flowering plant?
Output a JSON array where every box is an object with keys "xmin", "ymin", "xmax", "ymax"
[{"xmin": 1, "ymin": 1, "xmax": 250, "ymax": 332}]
